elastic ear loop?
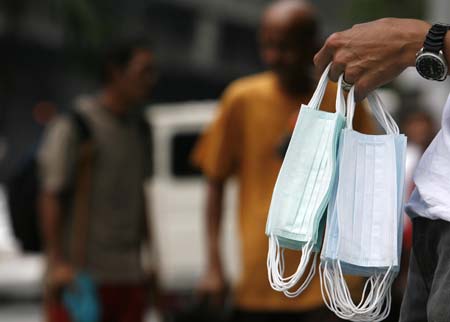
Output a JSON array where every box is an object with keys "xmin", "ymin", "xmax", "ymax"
[
  {"xmin": 335, "ymin": 262, "xmax": 375, "ymax": 313},
  {"xmin": 268, "ymin": 242, "xmax": 312, "ymax": 293},
  {"xmin": 367, "ymin": 92, "xmax": 399, "ymax": 135},
  {"xmin": 320, "ymin": 261, "xmax": 341, "ymax": 315},
  {"xmin": 346, "ymin": 87, "xmax": 356, "ymax": 130},
  {"xmin": 320, "ymin": 261, "xmax": 351, "ymax": 317},
  {"xmin": 327, "ymin": 261, "xmax": 367, "ymax": 319},
  {"xmin": 327, "ymin": 258, "xmax": 395, "ymax": 321},
  {"xmin": 372, "ymin": 91, "xmax": 399, "ymax": 134},
  {"xmin": 330, "ymin": 249, "xmax": 395, "ymax": 318},
  {"xmin": 267, "ymin": 235, "xmax": 315, "ymax": 292},
  {"xmin": 272, "ymin": 240, "xmax": 313, "ymax": 287},
  {"xmin": 336, "ymin": 74, "xmax": 347, "ymax": 116},
  {"xmin": 321, "ymin": 261, "xmax": 390, "ymax": 321},
  {"xmin": 308, "ymin": 63, "xmax": 332, "ymax": 110},
  {"xmin": 269, "ymin": 235, "xmax": 309, "ymax": 283},
  {"xmin": 330, "ymin": 164, "xmax": 395, "ymax": 320},
  {"xmin": 283, "ymin": 252, "xmax": 318, "ymax": 297},
  {"xmin": 347, "ymin": 88, "xmax": 400, "ymax": 136}
]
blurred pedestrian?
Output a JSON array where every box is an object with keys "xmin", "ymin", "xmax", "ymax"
[
  {"xmin": 192, "ymin": 1, "xmax": 375, "ymax": 321},
  {"xmin": 314, "ymin": 16, "xmax": 450, "ymax": 322},
  {"xmin": 38, "ymin": 39, "xmax": 156, "ymax": 322}
]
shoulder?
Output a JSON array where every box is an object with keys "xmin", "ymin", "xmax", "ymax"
[
  {"xmin": 44, "ymin": 115, "xmax": 76, "ymax": 139},
  {"xmin": 43, "ymin": 96, "xmax": 98, "ymax": 143},
  {"xmin": 222, "ymin": 72, "xmax": 276, "ymax": 103}
]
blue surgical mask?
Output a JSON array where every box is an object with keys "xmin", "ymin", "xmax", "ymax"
[
  {"xmin": 266, "ymin": 66, "xmax": 346, "ymax": 297},
  {"xmin": 320, "ymin": 88, "xmax": 406, "ymax": 322}
]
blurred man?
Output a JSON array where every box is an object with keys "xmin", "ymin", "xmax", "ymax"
[
  {"xmin": 38, "ymin": 40, "xmax": 156, "ymax": 322},
  {"xmin": 192, "ymin": 1, "xmax": 375, "ymax": 321}
]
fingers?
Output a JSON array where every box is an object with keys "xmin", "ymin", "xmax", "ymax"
[
  {"xmin": 314, "ymin": 30, "xmax": 371, "ymax": 99},
  {"xmin": 313, "ymin": 32, "xmax": 338, "ymax": 76},
  {"xmin": 315, "ymin": 32, "xmax": 349, "ymax": 82},
  {"xmin": 354, "ymin": 75, "xmax": 378, "ymax": 102},
  {"xmin": 329, "ymin": 60, "xmax": 345, "ymax": 82}
]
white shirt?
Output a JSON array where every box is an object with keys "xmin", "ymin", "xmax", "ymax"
[{"xmin": 406, "ymin": 93, "xmax": 450, "ymax": 221}]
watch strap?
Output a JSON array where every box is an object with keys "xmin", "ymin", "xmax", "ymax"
[{"xmin": 424, "ymin": 23, "xmax": 450, "ymax": 53}]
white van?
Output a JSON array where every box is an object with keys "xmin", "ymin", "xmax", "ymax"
[{"xmin": 145, "ymin": 101, "xmax": 240, "ymax": 292}]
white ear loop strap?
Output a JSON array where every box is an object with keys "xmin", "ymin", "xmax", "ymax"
[
  {"xmin": 346, "ymin": 86, "xmax": 399, "ymax": 135},
  {"xmin": 367, "ymin": 91, "xmax": 399, "ymax": 134},
  {"xmin": 308, "ymin": 63, "xmax": 332, "ymax": 110},
  {"xmin": 320, "ymin": 260, "xmax": 394, "ymax": 321},
  {"xmin": 336, "ymin": 74, "xmax": 346, "ymax": 116},
  {"xmin": 267, "ymin": 235, "xmax": 316, "ymax": 293}
]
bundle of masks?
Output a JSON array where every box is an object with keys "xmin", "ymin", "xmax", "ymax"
[{"xmin": 266, "ymin": 64, "xmax": 406, "ymax": 322}]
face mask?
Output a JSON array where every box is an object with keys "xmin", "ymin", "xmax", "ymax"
[
  {"xmin": 266, "ymin": 65, "xmax": 345, "ymax": 297},
  {"xmin": 320, "ymin": 87, "xmax": 406, "ymax": 322}
]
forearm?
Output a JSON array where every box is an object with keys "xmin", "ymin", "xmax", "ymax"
[
  {"xmin": 39, "ymin": 192, "xmax": 63, "ymax": 262},
  {"xmin": 400, "ymin": 20, "xmax": 450, "ymax": 71},
  {"xmin": 445, "ymin": 32, "xmax": 450, "ymax": 71},
  {"xmin": 205, "ymin": 180, "xmax": 225, "ymax": 270},
  {"xmin": 314, "ymin": 18, "xmax": 447, "ymax": 101}
]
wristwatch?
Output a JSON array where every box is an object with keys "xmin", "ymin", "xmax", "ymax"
[{"xmin": 416, "ymin": 23, "xmax": 450, "ymax": 81}]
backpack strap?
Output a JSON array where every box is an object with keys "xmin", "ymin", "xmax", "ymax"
[{"xmin": 70, "ymin": 111, "xmax": 92, "ymax": 143}]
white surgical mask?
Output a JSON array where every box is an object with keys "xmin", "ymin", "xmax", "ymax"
[
  {"xmin": 266, "ymin": 66, "xmax": 346, "ymax": 297},
  {"xmin": 320, "ymin": 87, "xmax": 406, "ymax": 322}
]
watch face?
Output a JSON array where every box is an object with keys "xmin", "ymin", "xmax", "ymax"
[{"xmin": 416, "ymin": 53, "xmax": 447, "ymax": 81}]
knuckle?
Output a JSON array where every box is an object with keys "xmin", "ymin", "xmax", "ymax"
[
  {"xmin": 377, "ymin": 17, "xmax": 390, "ymax": 24},
  {"xmin": 355, "ymin": 79, "xmax": 369, "ymax": 96},
  {"xmin": 326, "ymin": 32, "xmax": 341, "ymax": 49},
  {"xmin": 333, "ymin": 54, "xmax": 347, "ymax": 67},
  {"xmin": 313, "ymin": 53, "xmax": 320, "ymax": 66},
  {"xmin": 344, "ymin": 69, "xmax": 359, "ymax": 82},
  {"xmin": 359, "ymin": 79, "xmax": 369, "ymax": 91}
]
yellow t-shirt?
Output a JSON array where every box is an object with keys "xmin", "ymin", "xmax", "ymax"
[{"xmin": 193, "ymin": 72, "xmax": 375, "ymax": 312}]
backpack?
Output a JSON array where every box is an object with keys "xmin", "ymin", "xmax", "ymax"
[{"xmin": 5, "ymin": 111, "xmax": 92, "ymax": 253}]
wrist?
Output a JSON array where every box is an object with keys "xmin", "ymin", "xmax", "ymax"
[
  {"xmin": 403, "ymin": 19, "xmax": 431, "ymax": 67},
  {"xmin": 207, "ymin": 251, "xmax": 223, "ymax": 272},
  {"xmin": 445, "ymin": 30, "xmax": 450, "ymax": 67}
]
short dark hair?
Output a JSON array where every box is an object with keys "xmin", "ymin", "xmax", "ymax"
[{"xmin": 100, "ymin": 38, "xmax": 153, "ymax": 84}]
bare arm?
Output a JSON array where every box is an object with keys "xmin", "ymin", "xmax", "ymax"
[
  {"xmin": 206, "ymin": 179, "xmax": 224, "ymax": 274},
  {"xmin": 39, "ymin": 191, "xmax": 63, "ymax": 263},
  {"xmin": 198, "ymin": 179, "xmax": 226, "ymax": 296},
  {"xmin": 39, "ymin": 191, "xmax": 74, "ymax": 290},
  {"xmin": 314, "ymin": 18, "xmax": 447, "ymax": 101}
]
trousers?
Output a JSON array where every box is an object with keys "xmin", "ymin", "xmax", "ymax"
[{"xmin": 399, "ymin": 217, "xmax": 450, "ymax": 322}]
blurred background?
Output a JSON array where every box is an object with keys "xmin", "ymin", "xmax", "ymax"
[{"xmin": 0, "ymin": 0, "xmax": 449, "ymax": 321}]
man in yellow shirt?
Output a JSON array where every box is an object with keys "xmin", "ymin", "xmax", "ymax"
[{"xmin": 193, "ymin": 1, "xmax": 375, "ymax": 321}]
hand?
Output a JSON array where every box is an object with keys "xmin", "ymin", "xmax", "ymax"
[
  {"xmin": 47, "ymin": 260, "xmax": 75, "ymax": 292},
  {"xmin": 196, "ymin": 264, "xmax": 227, "ymax": 306},
  {"xmin": 314, "ymin": 18, "xmax": 430, "ymax": 101}
]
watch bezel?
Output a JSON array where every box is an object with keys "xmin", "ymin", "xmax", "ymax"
[{"xmin": 415, "ymin": 49, "xmax": 448, "ymax": 81}]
